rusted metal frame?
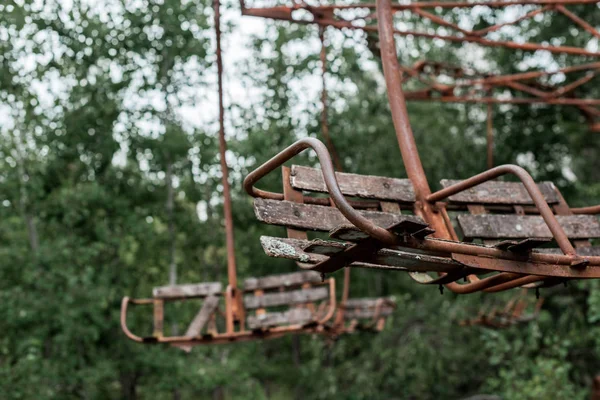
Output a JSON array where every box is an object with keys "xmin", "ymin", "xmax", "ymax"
[
  {"xmin": 572, "ymin": 205, "xmax": 600, "ymax": 214},
  {"xmin": 291, "ymin": 0, "xmax": 600, "ymax": 11},
  {"xmin": 244, "ymin": 138, "xmax": 401, "ymax": 245},
  {"xmin": 319, "ymin": 28, "xmax": 343, "ymax": 172},
  {"xmin": 242, "ymin": 139, "xmax": 600, "ymax": 267},
  {"xmin": 405, "ymin": 96, "xmax": 600, "ymax": 105},
  {"xmin": 318, "ymin": 28, "xmax": 354, "ymax": 313},
  {"xmin": 281, "ymin": 169, "xmax": 394, "ymax": 333},
  {"xmin": 548, "ymin": 71, "xmax": 599, "ymax": 98},
  {"xmin": 247, "ymin": 0, "xmax": 600, "ymax": 290},
  {"xmin": 487, "ymin": 102, "xmax": 494, "ymax": 170},
  {"xmin": 376, "ymin": 0, "xmax": 545, "ymax": 293},
  {"xmin": 120, "ymin": 278, "xmax": 337, "ymax": 345},
  {"xmin": 411, "ymin": 7, "xmax": 473, "ymax": 37},
  {"xmin": 240, "ymin": 0, "xmax": 600, "ymax": 16},
  {"xmin": 322, "ymin": 20, "xmax": 600, "ymax": 57},
  {"xmin": 214, "ymin": 0, "xmax": 245, "ymax": 335},
  {"xmin": 472, "ymin": 5, "xmax": 552, "ymax": 36},
  {"xmin": 414, "ymin": 3, "xmax": 600, "ymax": 41},
  {"xmin": 555, "ymin": 4, "xmax": 600, "ymax": 39},
  {"xmin": 462, "ymin": 202, "xmax": 544, "ymax": 291},
  {"xmin": 502, "ymin": 81, "xmax": 552, "ymax": 99},
  {"xmin": 426, "ymin": 165, "xmax": 581, "ymax": 261},
  {"xmin": 122, "ymin": 0, "xmax": 338, "ymax": 347},
  {"xmin": 455, "ymin": 62, "xmax": 600, "ymax": 87},
  {"xmin": 240, "ymin": 4, "xmax": 600, "ymax": 57},
  {"xmin": 402, "ymin": 62, "xmax": 600, "ymax": 105},
  {"xmin": 220, "ymin": 0, "xmax": 334, "ymax": 341}
]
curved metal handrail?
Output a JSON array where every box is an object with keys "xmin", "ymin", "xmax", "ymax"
[
  {"xmin": 427, "ymin": 164, "xmax": 580, "ymax": 259},
  {"xmin": 121, "ymin": 277, "xmax": 337, "ymax": 345},
  {"xmin": 120, "ymin": 297, "xmax": 154, "ymax": 343},
  {"xmin": 244, "ymin": 137, "xmax": 400, "ymax": 245},
  {"xmin": 243, "ymin": 137, "xmax": 600, "ymax": 279},
  {"xmin": 571, "ymin": 204, "xmax": 600, "ymax": 214}
]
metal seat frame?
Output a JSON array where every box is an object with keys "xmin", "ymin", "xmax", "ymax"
[
  {"xmin": 242, "ymin": 0, "xmax": 600, "ymax": 294},
  {"xmin": 120, "ymin": 0, "xmax": 338, "ymax": 347}
]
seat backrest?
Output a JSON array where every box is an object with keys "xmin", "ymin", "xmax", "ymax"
[
  {"xmin": 253, "ymin": 165, "xmax": 419, "ymax": 237},
  {"xmin": 441, "ymin": 179, "xmax": 600, "ymax": 249},
  {"xmin": 149, "ymin": 282, "xmax": 223, "ymax": 339},
  {"xmin": 242, "ymin": 271, "xmax": 333, "ymax": 330}
]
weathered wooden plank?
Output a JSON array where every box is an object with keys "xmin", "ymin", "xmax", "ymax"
[
  {"xmin": 259, "ymin": 236, "xmax": 463, "ymax": 273},
  {"xmin": 178, "ymin": 296, "xmax": 220, "ymax": 352},
  {"xmin": 244, "ymin": 287, "xmax": 329, "ymax": 309},
  {"xmin": 345, "ymin": 297, "xmax": 395, "ymax": 308},
  {"xmin": 290, "ymin": 165, "xmax": 415, "ymax": 202},
  {"xmin": 458, "ymin": 214, "xmax": 600, "ymax": 239},
  {"xmin": 329, "ymin": 220, "xmax": 431, "ymax": 242},
  {"xmin": 153, "ymin": 282, "xmax": 222, "ymax": 299},
  {"xmin": 183, "ymin": 296, "xmax": 220, "ymax": 337},
  {"xmin": 247, "ymin": 308, "xmax": 313, "ymax": 329},
  {"xmin": 344, "ymin": 306, "xmax": 395, "ymax": 320},
  {"xmin": 243, "ymin": 271, "xmax": 322, "ymax": 291},
  {"xmin": 254, "ymin": 198, "xmax": 425, "ymax": 232},
  {"xmin": 441, "ymin": 179, "xmax": 559, "ymax": 205}
]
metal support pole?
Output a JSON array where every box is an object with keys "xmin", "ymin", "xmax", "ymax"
[
  {"xmin": 487, "ymin": 102, "xmax": 494, "ymax": 169},
  {"xmin": 376, "ymin": 0, "xmax": 432, "ymax": 202},
  {"xmin": 320, "ymin": 27, "xmax": 350, "ymax": 306},
  {"xmin": 215, "ymin": 0, "xmax": 238, "ymax": 289}
]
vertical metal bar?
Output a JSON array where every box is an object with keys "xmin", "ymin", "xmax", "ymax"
[
  {"xmin": 153, "ymin": 299, "xmax": 164, "ymax": 338},
  {"xmin": 487, "ymin": 102, "xmax": 494, "ymax": 169},
  {"xmin": 376, "ymin": 0, "xmax": 432, "ymax": 201},
  {"xmin": 319, "ymin": 27, "xmax": 343, "ymax": 172},
  {"xmin": 215, "ymin": 0, "xmax": 237, "ymax": 289},
  {"xmin": 319, "ymin": 28, "xmax": 350, "ymax": 306}
]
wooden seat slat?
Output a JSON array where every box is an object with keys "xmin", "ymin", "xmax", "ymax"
[
  {"xmin": 345, "ymin": 297, "xmax": 395, "ymax": 308},
  {"xmin": 180, "ymin": 296, "xmax": 220, "ymax": 351},
  {"xmin": 254, "ymin": 198, "xmax": 424, "ymax": 232},
  {"xmin": 243, "ymin": 271, "xmax": 322, "ymax": 291},
  {"xmin": 259, "ymin": 236, "xmax": 463, "ymax": 273},
  {"xmin": 458, "ymin": 214, "xmax": 600, "ymax": 239},
  {"xmin": 152, "ymin": 282, "xmax": 222, "ymax": 299},
  {"xmin": 247, "ymin": 308, "xmax": 313, "ymax": 330},
  {"xmin": 244, "ymin": 286, "xmax": 329, "ymax": 309},
  {"xmin": 344, "ymin": 307, "xmax": 395, "ymax": 320},
  {"xmin": 290, "ymin": 165, "xmax": 415, "ymax": 202},
  {"xmin": 440, "ymin": 179, "xmax": 559, "ymax": 205}
]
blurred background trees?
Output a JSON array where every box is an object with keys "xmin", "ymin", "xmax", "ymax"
[{"xmin": 1, "ymin": 0, "xmax": 599, "ymax": 399}]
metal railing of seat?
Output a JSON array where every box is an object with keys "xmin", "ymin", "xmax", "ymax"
[{"xmin": 242, "ymin": 0, "xmax": 600, "ymax": 295}]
